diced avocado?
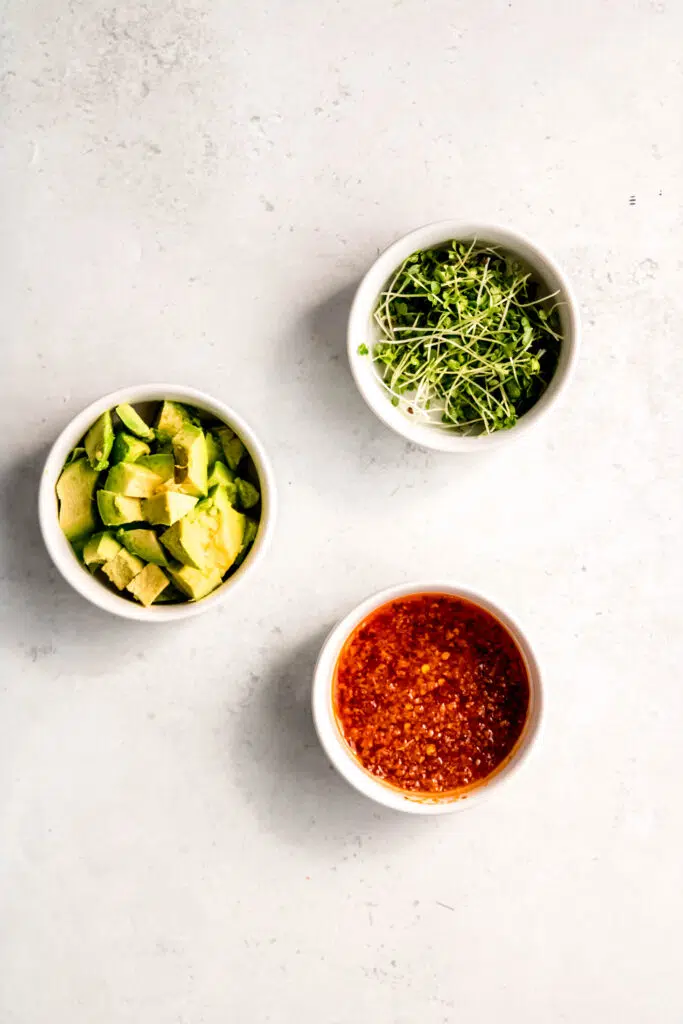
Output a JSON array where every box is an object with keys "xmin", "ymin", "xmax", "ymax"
[
  {"xmin": 135, "ymin": 453, "xmax": 175, "ymax": 482},
  {"xmin": 126, "ymin": 563, "xmax": 169, "ymax": 606},
  {"xmin": 97, "ymin": 491, "xmax": 143, "ymax": 526},
  {"xmin": 207, "ymin": 460, "xmax": 235, "ymax": 490},
  {"xmin": 242, "ymin": 517, "xmax": 258, "ymax": 549},
  {"xmin": 184, "ymin": 405, "xmax": 214, "ymax": 425},
  {"xmin": 209, "ymin": 467, "xmax": 237, "ymax": 507},
  {"xmin": 236, "ymin": 478, "xmax": 260, "ymax": 510},
  {"xmin": 224, "ymin": 480, "xmax": 238, "ymax": 507},
  {"xmin": 110, "ymin": 431, "xmax": 150, "ymax": 464},
  {"xmin": 211, "ymin": 485, "xmax": 246, "ymax": 568},
  {"xmin": 167, "ymin": 563, "xmax": 224, "ymax": 601},
  {"xmin": 56, "ymin": 458, "xmax": 100, "ymax": 541},
  {"xmin": 233, "ymin": 517, "xmax": 258, "ymax": 570},
  {"xmin": 83, "ymin": 531, "xmax": 122, "ymax": 566},
  {"xmin": 118, "ymin": 528, "xmax": 168, "ymax": 566},
  {"xmin": 205, "ymin": 431, "xmax": 222, "ymax": 470},
  {"xmin": 65, "ymin": 446, "xmax": 87, "ymax": 465},
  {"xmin": 84, "ymin": 411, "xmax": 114, "ymax": 471},
  {"xmin": 160, "ymin": 516, "xmax": 205, "ymax": 569},
  {"xmin": 215, "ymin": 424, "xmax": 234, "ymax": 445},
  {"xmin": 115, "ymin": 403, "xmax": 154, "ymax": 440},
  {"xmin": 155, "ymin": 438, "xmax": 174, "ymax": 455},
  {"xmin": 155, "ymin": 400, "xmax": 191, "ymax": 440},
  {"xmin": 160, "ymin": 485, "xmax": 244, "ymax": 573},
  {"xmin": 153, "ymin": 583, "xmax": 185, "ymax": 604},
  {"xmin": 101, "ymin": 548, "xmax": 145, "ymax": 590},
  {"xmin": 142, "ymin": 491, "xmax": 198, "ymax": 526},
  {"xmin": 173, "ymin": 423, "xmax": 207, "ymax": 497},
  {"xmin": 216, "ymin": 426, "xmax": 246, "ymax": 471},
  {"xmin": 105, "ymin": 462, "xmax": 163, "ymax": 498},
  {"xmin": 201, "ymin": 489, "xmax": 244, "ymax": 568}
]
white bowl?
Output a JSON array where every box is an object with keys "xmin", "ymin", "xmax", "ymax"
[
  {"xmin": 348, "ymin": 220, "xmax": 580, "ymax": 452},
  {"xmin": 39, "ymin": 384, "xmax": 276, "ymax": 622},
  {"xmin": 312, "ymin": 581, "xmax": 542, "ymax": 814}
]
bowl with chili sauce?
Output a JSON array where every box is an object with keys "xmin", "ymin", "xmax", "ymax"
[{"xmin": 312, "ymin": 583, "xmax": 542, "ymax": 813}]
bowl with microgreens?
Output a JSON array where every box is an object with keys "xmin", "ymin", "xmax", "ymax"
[
  {"xmin": 39, "ymin": 384, "xmax": 276, "ymax": 621},
  {"xmin": 348, "ymin": 221, "xmax": 579, "ymax": 452}
]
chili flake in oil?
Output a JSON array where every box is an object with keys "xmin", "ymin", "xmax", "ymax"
[{"xmin": 334, "ymin": 594, "xmax": 530, "ymax": 794}]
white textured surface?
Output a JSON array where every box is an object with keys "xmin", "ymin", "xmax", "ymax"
[{"xmin": 1, "ymin": 1, "xmax": 682, "ymax": 1021}]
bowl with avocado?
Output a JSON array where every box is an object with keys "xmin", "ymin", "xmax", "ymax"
[{"xmin": 39, "ymin": 385, "xmax": 276, "ymax": 621}]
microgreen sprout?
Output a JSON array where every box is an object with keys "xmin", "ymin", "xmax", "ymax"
[{"xmin": 364, "ymin": 240, "xmax": 562, "ymax": 434}]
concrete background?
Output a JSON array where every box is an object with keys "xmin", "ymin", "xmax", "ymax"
[{"xmin": 1, "ymin": 1, "xmax": 682, "ymax": 1021}]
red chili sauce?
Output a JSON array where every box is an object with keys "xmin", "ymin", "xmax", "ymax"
[{"xmin": 334, "ymin": 594, "xmax": 530, "ymax": 795}]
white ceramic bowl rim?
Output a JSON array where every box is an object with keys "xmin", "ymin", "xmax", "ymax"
[
  {"xmin": 347, "ymin": 220, "xmax": 580, "ymax": 452},
  {"xmin": 312, "ymin": 581, "xmax": 543, "ymax": 814},
  {"xmin": 39, "ymin": 383, "xmax": 276, "ymax": 622}
]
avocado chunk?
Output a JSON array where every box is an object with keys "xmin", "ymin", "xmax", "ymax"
[
  {"xmin": 161, "ymin": 487, "xmax": 244, "ymax": 572},
  {"xmin": 159, "ymin": 515, "xmax": 205, "ymax": 569},
  {"xmin": 83, "ymin": 531, "xmax": 122, "ymax": 566},
  {"xmin": 208, "ymin": 462, "xmax": 237, "ymax": 506},
  {"xmin": 233, "ymin": 517, "xmax": 258, "ymax": 570},
  {"xmin": 97, "ymin": 491, "xmax": 143, "ymax": 526},
  {"xmin": 126, "ymin": 563, "xmax": 169, "ymax": 606},
  {"xmin": 84, "ymin": 411, "xmax": 114, "ymax": 471},
  {"xmin": 207, "ymin": 460, "xmax": 235, "ymax": 490},
  {"xmin": 142, "ymin": 491, "xmax": 198, "ymax": 526},
  {"xmin": 216, "ymin": 426, "xmax": 246, "ymax": 471},
  {"xmin": 173, "ymin": 423, "xmax": 207, "ymax": 497},
  {"xmin": 105, "ymin": 462, "xmax": 163, "ymax": 498},
  {"xmin": 211, "ymin": 485, "xmax": 246, "ymax": 568},
  {"xmin": 242, "ymin": 517, "xmax": 258, "ymax": 549},
  {"xmin": 101, "ymin": 548, "xmax": 145, "ymax": 590},
  {"xmin": 65, "ymin": 446, "xmax": 87, "ymax": 465},
  {"xmin": 135, "ymin": 453, "xmax": 174, "ymax": 482},
  {"xmin": 153, "ymin": 583, "xmax": 185, "ymax": 604},
  {"xmin": 110, "ymin": 432, "xmax": 150, "ymax": 464},
  {"xmin": 117, "ymin": 527, "xmax": 168, "ymax": 566},
  {"xmin": 155, "ymin": 400, "xmax": 191, "ymax": 440},
  {"xmin": 167, "ymin": 563, "xmax": 224, "ymax": 601},
  {"xmin": 236, "ymin": 478, "xmax": 260, "ymax": 510},
  {"xmin": 56, "ymin": 458, "xmax": 100, "ymax": 541},
  {"xmin": 205, "ymin": 431, "xmax": 222, "ymax": 470},
  {"xmin": 115, "ymin": 403, "xmax": 154, "ymax": 440}
]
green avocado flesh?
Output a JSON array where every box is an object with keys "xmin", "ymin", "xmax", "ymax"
[
  {"xmin": 216, "ymin": 426, "xmax": 246, "ymax": 471},
  {"xmin": 155, "ymin": 401, "xmax": 191, "ymax": 440},
  {"xmin": 84, "ymin": 411, "xmax": 114, "ymax": 471},
  {"xmin": 105, "ymin": 462, "xmax": 163, "ymax": 498},
  {"xmin": 160, "ymin": 486, "xmax": 244, "ymax": 573},
  {"xmin": 118, "ymin": 528, "xmax": 168, "ymax": 566},
  {"xmin": 101, "ymin": 549, "xmax": 145, "ymax": 590},
  {"xmin": 173, "ymin": 424, "xmax": 208, "ymax": 498},
  {"xmin": 143, "ymin": 491, "xmax": 197, "ymax": 526},
  {"xmin": 56, "ymin": 400, "xmax": 261, "ymax": 605},
  {"xmin": 83, "ymin": 531, "xmax": 121, "ymax": 565},
  {"xmin": 56, "ymin": 458, "xmax": 100, "ymax": 541},
  {"xmin": 111, "ymin": 432, "xmax": 150, "ymax": 464},
  {"xmin": 97, "ymin": 491, "xmax": 143, "ymax": 526},
  {"xmin": 135, "ymin": 454, "xmax": 175, "ymax": 481},
  {"xmin": 126, "ymin": 563, "xmax": 169, "ymax": 606},
  {"xmin": 115, "ymin": 403, "xmax": 155, "ymax": 440},
  {"xmin": 205, "ymin": 431, "xmax": 222, "ymax": 470}
]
